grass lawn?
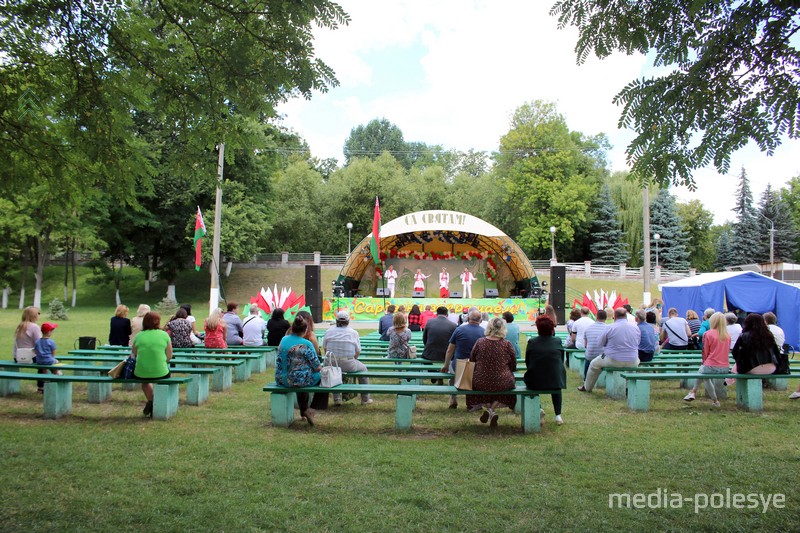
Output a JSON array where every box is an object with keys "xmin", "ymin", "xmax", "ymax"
[{"xmin": 1, "ymin": 270, "xmax": 796, "ymax": 531}]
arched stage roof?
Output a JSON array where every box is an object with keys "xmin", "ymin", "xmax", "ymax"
[{"xmin": 337, "ymin": 210, "xmax": 539, "ymax": 290}]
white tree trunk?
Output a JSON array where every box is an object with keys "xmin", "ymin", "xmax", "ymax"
[
  {"xmin": 2, "ymin": 287, "xmax": 8, "ymax": 309},
  {"xmin": 144, "ymin": 279, "xmax": 150, "ymax": 292},
  {"xmin": 64, "ymin": 285, "xmax": 68, "ymax": 301},
  {"xmin": 71, "ymin": 289, "xmax": 77, "ymax": 308},
  {"xmin": 33, "ymin": 288, "xmax": 42, "ymax": 310},
  {"xmin": 225, "ymin": 261, "xmax": 233, "ymax": 277},
  {"xmin": 167, "ymin": 284, "xmax": 176, "ymax": 302},
  {"xmin": 18, "ymin": 288, "xmax": 25, "ymax": 309},
  {"xmin": 115, "ymin": 289, "xmax": 121, "ymax": 306}
]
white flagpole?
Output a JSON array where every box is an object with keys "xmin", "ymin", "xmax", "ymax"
[{"xmin": 210, "ymin": 143, "xmax": 224, "ymax": 316}]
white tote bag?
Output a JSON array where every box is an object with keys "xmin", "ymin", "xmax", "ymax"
[
  {"xmin": 320, "ymin": 351, "xmax": 343, "ymax": 388},
  {"xmin": 15, "ymin": 345, "xmax": 35, "ymax": 364}
]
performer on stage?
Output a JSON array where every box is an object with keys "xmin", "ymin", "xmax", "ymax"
[
  {"xmin": 413, "ymin": 269, "xmax": 430, "ymax": 294},
  {"xmin": 384, "ymin": 265, "xmax": 398, "ymax": 298},
  {"xmin": 439, "ymin": 267, "xmax": 450, "ymax": 298},
  {"xmin": 460, "ymin": 267, "xmax": 475, "ymax": 298}
]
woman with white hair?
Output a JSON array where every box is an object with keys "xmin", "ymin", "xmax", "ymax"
[
  {"xmin": 129, "ymin": 304, "xmax": 151, "ymax": 346},
  {"xmin": 466, "ymin": 317, "xmax": 517, "ymax": 427}
]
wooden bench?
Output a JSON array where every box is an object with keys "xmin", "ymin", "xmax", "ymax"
[
  {"xmin": 69, "ymin": 349, "xmax": 268, "ymax": 375},
  {"xmin": 0, "ymin": 371, "xmax": 191, "ymax": 420},
  {"xmin": 621, "ymin": 372, "xmax": 800, "ymax": 412},
  {"xmin": 263, "ymin": 383, "xmax": 559, "ymax": 433},
  {"xmin": 0, "ymin": 362, "xmax": 216, "ymax": 405}
]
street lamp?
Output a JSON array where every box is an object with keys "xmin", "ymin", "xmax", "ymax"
[
  {"xmin": 346, "ymin": 222, "xmax": 353, "ymax": 256},
  {"xmin": 654, "ymin": 233, "xmax": 660, "ymax": 269},
  {"xmin": 755, "ymin": 212, "xmax": 775, "ymax": 278},
  {"xmin": 550, "ymin": 226, "xmax": 557, "ymax": 262}
]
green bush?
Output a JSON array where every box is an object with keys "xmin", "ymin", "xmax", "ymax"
[{"xmin": 48, "ymin": 298, "xmax": 68, "ymax": 320}]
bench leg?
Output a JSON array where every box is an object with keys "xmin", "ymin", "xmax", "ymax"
[
  {"xmin": 395, "ymin": 394, "xmax": 414, "ymax": 431},
  {"xmin": 251, "ymin": 354, "xmax": 267, "ymax": 374},
  {"xmin": 234, "ymin": 362, "xmax": 251, "ymax": 383},
  {"xmin": 186, "ymin": 374, "xmax": 210, "ymax": 406},
  {"xmin": 271, "ymin": 392, "xmax": 296, "ymax": 427},
  {"xmin": 121, "ymin": 382, "xmax": 138, "ymax": 391},
  {"xmin": 626, "ymin": 379, "xmax": 650, "ymax": 412},
  {"xmin": 212, "ymin": 366, "xmax": 232, "ymax": 392},
  {"xmin": 0, "ymin": 377, "xmax": 21, "ymax": 396},
  {"xmin": 520, "ymin": 395, "xmax": 542, "ymax": 434},
  {"xmin": 87, "ymin": 381, "xmax": 113, "ymax": 403},
  {"xmin": 736, "ymin": 379, "xmax": 763, "ymax": 412},
  {"xmin": 43, "ymin": 381, "xmax": 72, "ymax": 419},
  {"xmin": 765, "ymin": 377, "xmax": 788, "ymax": 391},
  {"xmin": 605, "ymin": 370, "xmax": 626, "ymax": 400},
  {"xmin": 265, "ymin": 351, "xmax": 276, "ymax": 369},
  {"xmin": 401, "ymin": 378, "xmax": 417, "ymax": 410},
  {"xmin": 152, "ymin": 383, "xmax": 180, "ymax": 420}
]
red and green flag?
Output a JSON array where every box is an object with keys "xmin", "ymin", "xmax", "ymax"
[
  {"xmin": 194, "ymin": 206, "xmax": 207, "ymax": 271},
  {"xmin": 370, "ymin": 196, "xmax": 381, "ymax": 264}
]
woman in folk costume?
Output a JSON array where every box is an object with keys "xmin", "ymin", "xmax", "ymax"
[
  {"xmin": 439, "ymin": 267, "xmax": 450, "ymax": 298},
  {"xmin": 413, "ymin": 269, "xmax": 430, "ymax": 293}
]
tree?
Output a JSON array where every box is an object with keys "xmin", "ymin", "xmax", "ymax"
[
  {"xmin": 494, "ymin": 100, "xmax": 607, "ymax": 260},
  {"xmin": 714, "ymin": 225, "xmax": 738, "ymax": 270},
  {"xmin": 343, "ymin": 119, "xmax": 410, "ymax": 168},
  {"xmin": 649, "ymin": 190, "xmax": 689, "ymax": 270},
  {"xmin": 551, "ymin": 1, "xmax": 800, "ymax": 188},
  {"xmin": 676, "ymin": 200, "xmax": 715, "ymax": 271},
  {"xmin": 731, "ymin": 167, "xmax": 760, "ymax": 264},
  {"xmin": 779, "ymin": 176, "xmax": 800, "ymax": 262},
  {"xmin": 590, "ymin": 184, "xmax": 628, "ymax": 264},
  {"xmin": 757, "ymin": 184, "xmax": 797, "ymax": 264},
  {"xmin": 606, "ymin": 171, "xmax": 658, "ymax": 267}
]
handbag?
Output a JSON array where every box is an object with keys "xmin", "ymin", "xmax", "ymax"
[
  {"xmin": 15, "ymin": 346, "xmax": 35, "ymax": 364},
  {"xmin": 108, "ymin": 359, "xmax": 126, "ymax": 379},
  {"xmin": 320, "ymin": 351, "xmax": 343, "ymax": 388},
  {"xmin": 408, "ymin": 345, "xmax": 417, "ymax": 359},
  {"xmin": 454, "ymin": 358, "xmax": 475, "ymax": 390},
  {"xmin": 121, "ymin": 356, "xmax": 137, "ymax": 379}
]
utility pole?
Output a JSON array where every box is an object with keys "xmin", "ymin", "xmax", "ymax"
[
  {"xmin": 643, "ymin": 186, "xmax": 651, "ymax": 305},
  {"xmin": 210, "ymin": 143, "xmax": 224, "ymax": 316}
]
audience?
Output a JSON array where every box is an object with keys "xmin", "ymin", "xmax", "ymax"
[
  {"xmin": 386, "ymin": 312, "xmax": 413, "ymax": 358},
  {"xmin": 129, "ymin": 304, "xmax": 150, "ymax": 346},
  {"xmin": 440, "ymin": 308, "xmax": 485, "ymax": 409},
  {"xmin": 725, "ymin": 312, "xmax": 742, "ymax": 349},
  {"xmin": 420, "ymin": 305, "xmax": 436, "ymax": 329},
  {"xmin": 322, "ymin": 311, "xmax": 373, "ymax": 406},
  {"xmin": 422, "ymin": 306, "xmax": 457, "ymax": 362},
  {"xmin": 378, "ymin": 305, "xmax": 396, "ymax": 341},
  {"xmin": 660, "ymin": 307, "xmax": 691, "ymax": 350},
  {"xmin": 502, "ymin": 311, "xmax": 521, "ymax": 358},
  {"xmin": 570, "ymin": 307, "xmax": 594, "ymax": 350},
  {"xmin": 579, "ymin": 308, "xmax": 640, "ymax": 393},
  {"xmin": 524, "ymin": 315, "xmax": 567, "ymax": 425},
  {"xmin": 13, "ymin": 306, "xmax": 41, "ymax": 363},
  {"xmin": 467, "ymin": 318, "xmax": 518, "ymax": 428},
  {"xmin": 242, "ymin": 305, "xmax": 267, "ymax": 346},
  {"xmin": 132, "ymin": 311, "xmax": 173, "ymax": 417},
  {"xmin": 165, "ymin": 308, "xmax": 194, "ymax": 349},
  {"xmin": 109, "ymin": 304, "xmax": 132, "ymax": 346},
  {"xmin": 732, "ymin": 313, "xmax": 777, "ymax": 376},
  {"xmin": 275, "ymin": 315, "xmax": 322, "ymax": 426},
  {"xmin": 683, "ymin": 312, "xmax": 730, "ymax": 407},
  {"xmin": 635, "ymin": 309, "xmax": 657, "ymax": 362},
  {"xmin": 203, "ymin": 308, "xmax": 227, "ymax": 348},
  {"xmin": 582, "ymin": 309, "xmax": 608, "ymax": 379},
  {"xmin": 407, "ymin": 304, "xmax": 422, "ymax": 332},
  {"xmin": 223, "ymin": 302, "xmax": 244, "ymax": 346},
  {"xmin": 266, "ymin": 308, "xmax": 291, "ymax": 347}
]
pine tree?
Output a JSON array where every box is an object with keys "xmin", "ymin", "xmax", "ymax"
[
  {"xmin": 757, "ymin": 184, "xmax": 797, "ymax": 263},
  {"xmin": 715, "ymin": 228, "xmax": 738, "ymax": 270},
  {"xmin": 590, "ymin": 184, "xmax": 628, "ymax": 264},
  {"xmin": 731, "ymin": 167, "xmax": 760, "ymax": 264},
  {"xmin": 48, "ymin": 298, "xmax": 68, "ymax": 320},
  {"xmin": 649, "ymin": 190, "xmax": 690, "ymax": 270}
]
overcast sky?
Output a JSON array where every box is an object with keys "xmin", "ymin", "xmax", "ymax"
[{"xmin": 278, "ymin": 0, "xmax": 800, "ymax": 225}]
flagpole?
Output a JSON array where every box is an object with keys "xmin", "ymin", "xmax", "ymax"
[{"xmin": 210, "ymin": 143, "xmax": 224, "ymax": 316}]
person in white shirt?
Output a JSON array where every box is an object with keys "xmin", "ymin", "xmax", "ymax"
[
  {"xmin": 725, "ymin": 312, "xmax": 743, "ymax": 350},
  {"xmin": 413, "ymin": 269, "xmax": 430, "ymax": 294},
  {"xmin": 242, "ymin": 305, "xmax": 267, "ymax": 346},
  {"xmin": 439, "ymin": 267, "xmax": 450, "ymax": 298},
  {"xmin": 763, "ymin": 312, "xmax": 785, "ymax": 348},
  {"xmin": 323, "ymin": 311, "xmax": 373, "ymax": 406},
  {"xmin": 460, "ymin": 268, "xmax": 474, "ymax": 298},
  {"xmin": 384, "ymin": 265, "xmax": 398, "ymax": 298},
  {"xmin": 570, "ymin": 307, "xmax": 595, "ymax": 349}
]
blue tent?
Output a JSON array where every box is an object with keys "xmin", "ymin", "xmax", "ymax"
[{"xmin": 661, "ymin": 271, "xmax": 800, "ymax": 349}]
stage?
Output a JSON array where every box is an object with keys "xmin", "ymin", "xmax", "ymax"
[{"xmin": 322, "ymin": 296, "xmax": 543, "ymax": 322}]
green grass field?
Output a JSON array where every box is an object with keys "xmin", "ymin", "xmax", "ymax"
[{"xmin": 1, "ymin": 266, "xmax": 796, "ymax": 531}]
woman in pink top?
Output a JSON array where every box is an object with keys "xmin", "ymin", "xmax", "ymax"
[{"xmin": 683, "ymin": 312, "xmax": 730, "ymax": 407}]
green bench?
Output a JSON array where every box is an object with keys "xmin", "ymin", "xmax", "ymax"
[
  {"xmin": 263, "ymin": 383, "xmax": 558, "ymax": 434},
  {"xmin": 621, "ymin": 372, "xmax": 800, "ymax": 412},
  {"xmin": 0, "ymin": 362, "xmax": 215, "ymax": 406},
  {"xmin": 69, "ymin": 349, "xmax": 268, "ymax": 375},
  {"xmin": 0, "ymin": 371, "xmax": 191, "ymax": 420}
]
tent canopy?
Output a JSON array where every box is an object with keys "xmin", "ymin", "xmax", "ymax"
[
  {"xmin": 338, "ymin": 210, "xmax": 539, "ymax": 293},
  {"xmin": 660, "ymin": 271, "xmax": 800, "ymax": 348}
]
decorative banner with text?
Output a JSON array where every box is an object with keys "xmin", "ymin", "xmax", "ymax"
[{"xmin": 322, "ymin": 297, "xmax": 542, "ymax": 322}]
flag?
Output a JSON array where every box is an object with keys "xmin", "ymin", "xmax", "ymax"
[
  {"xmin": 194, "ymin": 206, "xmax": 207, "ymax": 271},
  {"xmin": 369, "ymin": 196, "xmax": 381, "ymax": 264}
]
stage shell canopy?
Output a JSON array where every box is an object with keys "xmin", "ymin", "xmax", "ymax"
[{"xmin": 336, "ymin": 210, "xmax": 540, "ymax": 296}]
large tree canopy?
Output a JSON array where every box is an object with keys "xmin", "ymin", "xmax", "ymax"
[{"xmin": 551, "ymin": 1, "xmax": 800, "ymax": 188}]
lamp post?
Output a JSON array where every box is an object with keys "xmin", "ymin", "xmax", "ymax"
[
  {"xmin": 550, "ymin": 226, "xmax": 557, "ymax": 262},
  {"xmin": 346, "ymin": 222, "xmax": 353, "ymax": 256},
  {"xmin": 755, "ymin": 212, "xmax": 775, "ymax": 278},
  {"xmin": 654, "ymin": 233, "xmax": 660, "ymax": 269}
]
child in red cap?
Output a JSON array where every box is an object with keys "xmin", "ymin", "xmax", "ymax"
[{"xmin": 34, "ymin": 322, "xmax": 62, "ymax": 393}]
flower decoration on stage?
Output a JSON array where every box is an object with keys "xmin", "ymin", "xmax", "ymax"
[
  {"xmin": 572, "ymin": 289, "xmax": 629, "ymax": 317},
  {"xmin": 485, "ymin": 257, "xmax": 498, "ymax": 281},
  {"xmin": 247, "ymin": 285, "xmax": 308, "ymax": 321},
  {"xmin": 387, "ymin": 249, "xmax": 495, "ymax": 261}
]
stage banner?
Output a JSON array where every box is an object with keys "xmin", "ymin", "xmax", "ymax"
[{"xmin": 322, "ymin": 297, "xmax": 541, "ymax": 322}]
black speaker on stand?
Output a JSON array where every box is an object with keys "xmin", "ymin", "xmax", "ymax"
[
  {"xmin": 305, "ymin": 265, "xmax": 322, "ymax": 323},
  {"xmin": 549, "ymin": 265, "xmax": 566, "ymax": 326}
]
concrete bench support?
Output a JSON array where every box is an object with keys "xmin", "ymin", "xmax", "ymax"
[
  {"xmin": 605, "ymin": 369, "xmax": 627, "ymax": 400},
  {"xmin": 395, "ymin": 394, "xmax": 415, "ymax": 431},
  {"xmin": 43, "ymin": 381, "xmax": 72, "ymax": 419},
  {"xmin": 186, "ymin": 374, "xmax": 210, "ymax": 406},
  {"xmin": 271, "ymin": 391, "xmax": 296, "ymax": 427},
  {"xmin": 212, "ymin": 366, "xmax": 233, "ymax": 392},
  {"xmin": 152, "ymin": 383, "xmax": 180, "ymax": 420},
  {"xmin": 735, "ymin": 379, "xmax": 763, "ymax": 413},
  {"xmin": 626, "ymin": 379, "xmax": 651, "ymax": 412},
  {"xmin": 520, "ymin": 394, "xmax": 543, "ymax": 434}
]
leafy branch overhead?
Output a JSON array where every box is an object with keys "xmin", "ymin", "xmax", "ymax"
[{"xmin": 551, "ymin": 0, "xmax": 800, "ymax": 188}]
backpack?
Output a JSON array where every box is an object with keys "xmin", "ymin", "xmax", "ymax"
[{"xmin": 772, "ymin": 344, "xmax": 791, "ymax": 375}]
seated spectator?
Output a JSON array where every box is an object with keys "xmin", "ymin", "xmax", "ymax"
[
  {"xmin": 422, "ymin": 306, "xmax": 457, "ymax": 362},
  {"xmin": 732, "ymin": 313, "xmax": 777, "ymax": 376},
  {"xmin": 565, "ymin": 308, "xmax": 581, "ymax": 347},
  {"xmin": 180, "ymin": 303, "xmax": 202, "ymax": 344},
  {"xmin": 407, "ymin": 304, "xmax": 422, "ymax": 332},
  {"xmin": 583, "ymin": 309, "xmax": 608, "ymax": 379},
  {"xmin": 266, "ymin": 308, "xmax": 291, "ymax": 347},
  {"xmin": 109, "ymin": 304, "xmax": 132, "ymax": 346},
  {"xmin": 683, "ymin": 312, "xmax": 730, "ymax": 407},
  {"xmin": 165, "ymin": 308, "xmax": 195, "ymax": 349},
  {"xmin": 386, "ymin": 312, "xmax": 413, "ymax": 358},
  {"xmin": 763, "ymin": 312, "xmax": 785, "ymax": 349},
  {"xmin": 420, "ymin": 305, "xmax": 436, "ymax": 329},
  {"xmin": 659, "ymin": 307, "xmax": 691, "ymax": 350},
  {"xmin": 502, "ymin": 311, "xmax": 521, "ymax": 358},
  {"xmin": 223, "ymin": 302, "xmax": 244, "ymax": 346},
  {"xmin": 635, "ymin": 309, "xmax": 657, "ymax": 362},
  {"xmin": 686, "ymin": 309, "xmax": 702, "ymax": 336},
  {"xmin": 725, "ymin": 312, "xmax": 742, "ymax": 349},
  {"xmin": 275, "ymin": 316, "xmax": 322, "ymax": 426},
  {"xmin": 242, "ymin": 305, "xmax": 267, "ymax": 346},
  {"xmin": 378, "ymin": 305, "xmax": 396, "ymax": 341},
  {"xmin": 130, "ymin": 304, "xmax": 150, "ymax": 346},
  {"xmin": 695, "ymin": 308, "xmax": 715, "ymax": 349},
  {"xmin": 570, "ymin": 307, "xmax": 594, "ymax": 350},
  {"xmin": 579, "ymin": 308, "xmax": 640, "ymax": 392},
  {"xmin": 467, "ymin": 318, "xmax": 518, "ymax": 428},
  {"xmin": 204, "ymin": 308, "xmax": 227, "ymax": 349},
  {"xmin": 132, "ymin": 312, "xmax": 173, "ymax": 418},
  {"xmin": 322, "ymin": 311, "xmax": 373, "ymax": 406},
  {"xmin": 524, "ymin": 315, "xmax": 566, "ymax": 425}
]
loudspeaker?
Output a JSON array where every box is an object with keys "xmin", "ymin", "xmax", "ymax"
[
  {"xmin": 376, "ymin": 287, "xmax": 389, "ymax": 296},
  {"xmin": 484, "ymin": 288, "xmax": 499, "ymax": 298},
  {"xmin": 450, "ymin": 291, "xmax": 462, "ymax": 298},
  {"xmin": 550, "ymin": 265, "xmax": 566, "ymax": 325},
  {"xmin": 305, "ymin": 265, "xmax": 322, "ymax": 323},
  {"xmin": 413, "ymin": 290, "xmax": 425, "ymax": 298}
]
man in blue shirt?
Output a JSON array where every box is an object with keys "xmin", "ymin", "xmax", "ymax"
[
  {"xmin": 378, "ymin": 305, "xmax": 396, "ymax": 341},
  {"xmin": 635, "ymin": 309, "xmax": 657, "ymax": 362},
  {"xmin": 440, "ymin": 308, "xmax": 484, "ymax": 409},
  {"xmin": 578, "ymin": 308, "xmax": 640, "ymax": 392}
]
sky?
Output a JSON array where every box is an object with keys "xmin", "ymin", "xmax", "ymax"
[{"xmin": 277, "ymin": 0, "xmax": 800, "ymax": 225}]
